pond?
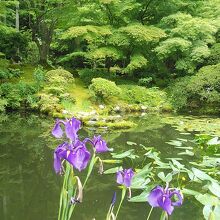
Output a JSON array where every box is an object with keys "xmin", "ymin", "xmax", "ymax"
[{"xmin": 0, "ymin": 113, "xmax": 219, "ymax": 220}]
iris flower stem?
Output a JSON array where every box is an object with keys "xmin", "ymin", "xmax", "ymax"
[
  {"xmin": 68, "ymin": 199, "xmax": 76, "ymax": 220},
  {"xmin": 60, "ymin": 173, "xmax": 68, "ymax": 220},
  {"xmin": 58, "ymin": 178, "xmax": 65, "ymax": 220},
  {"xmin": 115, "ymin": 187, "xmax": 126, "ymax": 219},
  {"xmin": 160, "ymin": 211, "xmax": 169, "ymax": 220},
  {"xmin": 146, "ymin": 207, "xmax": 153, "ymax": 220},
  {"xmin": 62, "ymin": 163, "xmax": 71, "ymax": 220},
  {"xmin": 68, "ymin": 154, "xmax": 98, "ymax": 219},
  {"xmin": 106, "ymin": 205, "xmax": 113, "ymax": 220},
  {"xmin": 59, "ymin": 169, "xmax": 67, "ymax": 220},
  {"xmin": 83, "ymin": 153, "xmax": 98, "ymax": 188}
]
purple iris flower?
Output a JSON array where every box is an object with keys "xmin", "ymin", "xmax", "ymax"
[
  {"xmin": 54, "ymin": 141, "xmax": 90, "ymax": 173},
  {"xmin": 116, "ymin": 168, "xmax": 134, "ymax": 187},
  {"xmin": 147, "ymin": 185, "xmax": 183, "ymax": 215},
  {"xmin": 52, "ymin": 117, "xmax": 81, "ymax": 141},
  {"xmin": 70, "ymin": 140, "xmax": 91, "ymax": 171},
  {"xmin": 92, "ymin": 135, "xmax": 109, "ymax": 153}
]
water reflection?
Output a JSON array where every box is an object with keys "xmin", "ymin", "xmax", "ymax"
[{"xmin": 0, "ymin": 113, "xmax": 203, "ymax": 220}]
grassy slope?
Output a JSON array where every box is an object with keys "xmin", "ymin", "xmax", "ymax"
[
  {"xmin": 16, "ymin": 66, "xmax": 95, "ymax": 114},
  {"xmin": 64, "ymin": 78, "xmax": 94, "ymax": 113},
  {"xmin": 9, "ymin": 65, "xmax": 35, "ymax": 83}
]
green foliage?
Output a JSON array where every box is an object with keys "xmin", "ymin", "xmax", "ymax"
[
  {"xmin": 86, "ymin": 47, "xmax": 123, "ymax": 65},
  {"xmin": 61, "ymin": 25, "xmax": 112, "ymax": 40},
  {"xmin": 57, "ymin": 23, "xmax": 165, "ymax": 75},
  {"xmin": 169, "ymin": 63, "xmax": 220, "ymax": 112},
  {"xmin": 156, "ymin": 12, "xmax": 218, "ymax": 75},
  {"xmin": 119, "ymin": 24, "xmax": 166, "ymax": 44},
  {"xmin": 0, "ymin": 98, "xmax": 7, "ymax": 112},
  {"xmin": 37, "ymin": 93, "xmax": 62, "ymax": 114},
  {"xmin": 45, "ymin": 68, "xmax": 74, "ymax": 86},
  {"xmin": 0, "ymin": 24, "xmax": 27, "ymax": 60},
  {"xmin": 138, "ymin": 77, "xmax": 153, "ymax": 87},
  {"xmin": 78, "ymin": 68, "xmax": 115, "ymax": 86},
  {"xmin": 0, "ymin": 82, "xmax": 37, "ymax": 109},
  {"xmin": 0, "ymin": 69, "xmax": 9, "ymax": 81},
  {"xmin": 0, "ymin": 67, "xmax": 23, "ymax": 81},
  {"xmin": 120, "ymin": 85, "xmax": 168, "ymax": 107},
  {"xmin": 194, "ymin": 134, "xmax": 220, "ymax": 156},
  {"xmin": 37, "ymin": 68, "xmax": 75, "ymax": 114},
  {"xmin": 89, "ymin": 78, "xmax": 121, "ymax": 101},
  {"xmin": 155, "ymin": 37, "xmax": 192, "ymax": 60},
  {"xmin": 123, "ymin": 54, "xmax": 148, "ymax": 75},
  {"xmin": 26, "ymin": 42, "xmax": 40, "ymax": 64},
  {"xmin": 207, "ymin": 43, "xmax": 220, "ymax": 65},
  {"xmin": 0, "ymin": 58, "xmax": 23, "ymax": 81},
  {"xmin": 33, "ymin": 66, "xmax": 46, "ymax": 90}
]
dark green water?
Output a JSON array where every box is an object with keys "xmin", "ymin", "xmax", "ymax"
[{"xmin": 0, "ymin": 113, "xmax": 204, "ymax": 220}]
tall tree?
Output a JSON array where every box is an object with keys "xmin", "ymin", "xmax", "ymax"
[{"xmin": 19, "ymin": 0, "xmax": 74, "ymax": 64}]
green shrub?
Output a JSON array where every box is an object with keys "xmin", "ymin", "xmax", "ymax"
[
  {"xmin": 45, "ymin": 68, "xmax": 74, "ymax": 85},
  {"xmin": 33, "ymin": 66, "xmax": 46, "ymax": 90},
  {"xmin": 0, "ymin": 69, "xmax": 9, "ymax": 81},
  {"xmin": 0, "ymin": 82, "xmax": 37, "ymax": 109},
  {"xmin": 44, "ymin": 86, "xmax": 64, "ymax": 96},
  {"xmin": 0, "ymin": 83, "xmax": 22, "ymax": 109},
  {"xmin": 59, "ymin": 93, "xmax": 76, "ymax": 103},
  {"xmin": 89, "ymin": 78, "xmax": 121, "ymax": 101},
  {"xmin": 37, "ymin": 93, "xmax": 62, "ymax": 114},
  {"xmin": 78, "ymin": 68, "xmax": 115, "ymax": 86},
  {"xmin": 0, "ymin": 66, "xmax": 23, "ymax": 81},
  {"xmin": 0, "ymin": 58, "xmax": 9, "ymax": 69},
  {"xmin": 0, "ymin": 98, "xmax": 7, "ymax": 112},
  {"xmin": 168, "ymin": 63, "xmax": 220, "ymax": 112},
  {"xmin": 120, "ymin": 85, "xmax": 167, "ymax": 107},
  {"xmin": 8, "ymin": 68, "xmax": 23, "ymax": 77},
  {"xmin": 138, "ymin": 77, "xmax": 153, "ymax": 87},
  {"xmin": 167, "ymin": 77, "xmax": 191, "ymax": 110},
  {"xmin": 26, "ymin": 41, "xmax": 40, "ymax": 64}
]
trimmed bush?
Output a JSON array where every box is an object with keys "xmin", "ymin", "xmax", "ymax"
[
  {"xmin": 45, "ymin": 68, "xmax": 74, "ymax": 85},
  {"xmin": 89, "ymin": 78, "xmax": 121, "ymax": 101}
]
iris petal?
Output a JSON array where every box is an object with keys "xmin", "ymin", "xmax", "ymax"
[
  {"xmin": 123, "ymin": 169, "xmax": 134, "ymax": 187},
  {"xmin": 93, "ymin": 135, "xmax": 109, "ymax": 153},
  {"xmin": 65, "ymin": 118, "xmax": 81, "ymax": 141},
  {"xmin": 53, "ymin": 143, "xmax": 69, "ymax": 173},
  {"xmin": 170, "ymin": 190, "xmax": 183, "ymax": 207},
  {"xmin": 52, "ymin": 120, "xmax": 63, "ymax": 138},
  {"xmin": 158, "ymin": 195, "xmax": 174, "ymax": 215},
  {"xmin": 148, "ymin": 186, "xmax": 164, "ymax": 207},
  {"xmin": 116, "ymin": 171, "xmax": 124, "ymax": 185},
  {"xmin": 70, "ymin": 146, "xmax": 90, "ymax": 171},
  {"xmin": 53, "ymin": 152, "xmax": 62, "ymax": 174}
]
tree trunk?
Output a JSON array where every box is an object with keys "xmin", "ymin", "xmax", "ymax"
[
  {"xmin": 39, "ymin": 43, "xmax": 50, "ymax": 65},
  {"xmin": 16, "ymin": 2, "xmax": 19, "ymax": 31}
]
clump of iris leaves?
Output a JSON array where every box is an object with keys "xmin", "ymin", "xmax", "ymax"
[
  {"xmin": 53, "ymin": 117, "xmax": 220, "ymax": 220},
  {"xmin": 104, "ymin": 134, "xmax": 220, "ymax": 219}
]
